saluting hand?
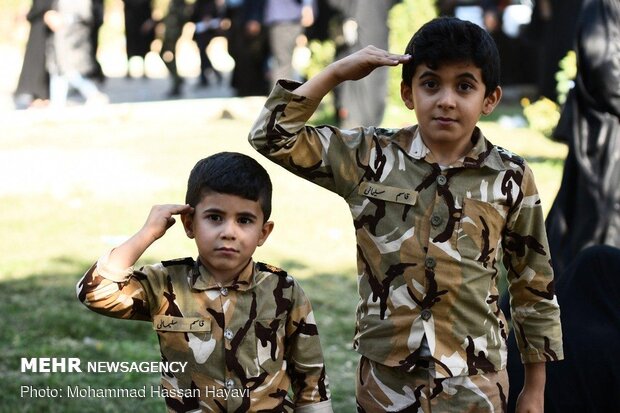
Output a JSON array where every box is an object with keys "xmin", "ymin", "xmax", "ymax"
[
  {"xmin": 140, "ymin": 204, "xmax": 194, "ymax": 243},
  {"xmin": 293, "ymin": 46, "xmax": 411, "ymax": 100},
  {"xmin": 329, "ymin": 45, "xmax": 411, "ymax": 83}
]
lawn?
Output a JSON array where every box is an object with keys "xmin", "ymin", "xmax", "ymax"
[{"xmin": 0, "ymin": 97, "xmax": 567, "ymax": 412}]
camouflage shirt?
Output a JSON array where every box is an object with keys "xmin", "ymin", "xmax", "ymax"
[
  {"xmin": 248, "ymin": 80, "xmax": 563, "ymax": 379},
  {"xmin": 77, "ymin": 253, "xmax": 332, "ymax": 412}
]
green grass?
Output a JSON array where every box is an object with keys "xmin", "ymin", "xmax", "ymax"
[{"xmin": 0, "ymin": 99, "xmax": 566, "ymax": 412}]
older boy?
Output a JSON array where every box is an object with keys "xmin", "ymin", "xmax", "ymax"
[
  {"xmin": 77, "ymin": 152, "xmax": 333, "ymax": 412},
  {"xmin": 249, "ymin": 17, "xmax": 562, "ymax": 412}
]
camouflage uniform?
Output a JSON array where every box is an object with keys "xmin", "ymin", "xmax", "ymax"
[
  {"xmin": 356, "ymin": 356, "xmax": 509, "ymax": 412},
  {"xmin": 77, "ymin": 253, "xmax": 333, "ymax": 413},
  {"xmin": 248, "ymin": 81, "xmax": 564, "ymax": 410}
]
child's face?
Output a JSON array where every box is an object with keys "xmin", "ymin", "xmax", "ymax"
[
  {"xmin": 182, "ymin": 192, "xmax": 274, "ymax": 283},
  {"xmin": 400, "ymin": 60, "xmax": 501, "ymax": 159}
]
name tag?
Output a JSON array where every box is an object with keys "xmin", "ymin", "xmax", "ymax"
[
  {"xmin": 153, "ymin": 315, "xmax": 211, "ymax": 332},
  {"xmin": 358, "ymin": 182, "xmax": 418, "ymax": 206}
]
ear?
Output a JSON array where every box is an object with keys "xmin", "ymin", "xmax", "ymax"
[
  {"xmin": 181, "ymin": 211, "xmax": 194, "ymax": 239},
  {"xmin": 482, "ymin": 86, "xmax": 502, "ymax": 115},
  {"xmin": 257, "ymin": 221, "xmax": 275, "ymax": 247},
  {"xmin": 400, "ymin": 81, "xmax": 415, "ymax": 110}
]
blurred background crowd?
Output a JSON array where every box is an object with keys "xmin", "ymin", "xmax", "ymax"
[{"xmin": 5, "ymin": 0, "xmax": 581, "ymax": 120}]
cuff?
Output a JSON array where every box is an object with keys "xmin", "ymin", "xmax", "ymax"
[
  {"xmin": 271, "ymin": 80, "xmax": 322, "ymax": 115},
  {"xmin": 96, "ymin": 250, "xmax": 134, "ymax": 283},
  {"xmin": 295, "ymin": 400, "xmax": 333, "ymax": 413},
  {"xmin": 275, "ymin": 79, "xmax": 304, "ymax": 92}
]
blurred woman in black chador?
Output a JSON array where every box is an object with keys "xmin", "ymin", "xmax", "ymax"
[{"xmin": 545, "ymin": 0, "xmax": 620, "ymax": 275}]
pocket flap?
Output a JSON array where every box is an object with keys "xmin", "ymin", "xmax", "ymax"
[
  {"xmin": 153, "ymin": 315, "xmax": 211, "ymax": 332},
  {"xmin": 359, "ymin": 182, "xmax": 418, "ymax": 206}
]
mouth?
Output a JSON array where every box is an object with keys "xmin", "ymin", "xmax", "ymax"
[
  {"xmin": 215, "ymin": 247, "xmax": 239, "ymax": 253},
  {"xmin": 434, "ymin": 116, "xmax": 457, "ymax": 123}
]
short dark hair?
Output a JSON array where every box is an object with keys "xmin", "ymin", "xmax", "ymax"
[
  {"xmin": 185, "ymin": 152, "xmax": 273, "ymax": 221},
  {"xmin": 401, "ymin": 17, "xmax": 500, "ymax": 97}
]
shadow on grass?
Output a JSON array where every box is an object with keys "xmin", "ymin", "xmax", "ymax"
[{"xmin": 0, "ymin": 258, "xmax": 360, "ymax": 413}]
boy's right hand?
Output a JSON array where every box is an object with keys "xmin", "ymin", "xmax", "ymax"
[
  {"xmin": 328, "ymin": 46, "xmax": 411, "ymax": 83},
  {"xmin": 294, "ymin": 46, "xmax": 410, "ymax": 100},
  {"xmin": 140, "ymin": 204, "xmax": 194, "ymax": 242}
]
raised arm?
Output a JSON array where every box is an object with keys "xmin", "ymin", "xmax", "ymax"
[
  {"xmin": 77, "ymin": 204, "xmax": 193, "ymax": 320},
  {"xmin": 293, "ymin": 45, "xmax": 410, "ymax": 100},
  {"xmin": 106, "ymin": 204, "xmax": 193, "ymax": 270}
]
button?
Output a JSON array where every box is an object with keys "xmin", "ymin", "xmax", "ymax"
[
  {"xmin": 224, "ymin": 329, "xmax": 234, "ymax": 340},
  {"xmin": 225, "ymin": 379, "xmax": 235, "ymax": 389},
  {"xmin": 431, "ymin": 215, "xmax": 442, "ymax": 227},
  {"xmin": 220, "ymin": 287, "xmax": 228, "ymax": 296},
  {"xmin": 421, "ymin": 309, "xmax": 432, "ymax": 321},
  {"xmin": 425, "ymin": 257, "xmax": 436, "ymax": 269},
  {"xmin": 436, "ymin": 175, "xmax": 447, "ymax": 186}
]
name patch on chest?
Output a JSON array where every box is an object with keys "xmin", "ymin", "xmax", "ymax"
[
  {"xmin": 359, "ymin": 182, "xmax": 418, "ymax": 206},
  {"xmin": 153, "ymin": 315, "xmax": 211, "ymax": 332}
]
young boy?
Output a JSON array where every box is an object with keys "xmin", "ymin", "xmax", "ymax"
[
  {"xmin": 249, "ymin": 17, "xmax": 563, "ymax": 412},
  {"xmin": 77, "ymin": 152, "xmax": 333, "ymax": 413}
]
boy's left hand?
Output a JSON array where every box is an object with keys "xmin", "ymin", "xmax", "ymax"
[
  {"xmin": 516, "ymin": 362, "xmax": 546, "ymax": 413},
  {"xmin": 515, "ymin": 388, "xmax": 544, "ymax": 413}
]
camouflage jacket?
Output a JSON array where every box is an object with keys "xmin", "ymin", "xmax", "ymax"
[
  {"xmin": 248, "ymin": 80, "xmax": 563, "ymax": 379},
  {"xmin": 77, "ymin": 254, "xmax": 332, "ymax": 412}
]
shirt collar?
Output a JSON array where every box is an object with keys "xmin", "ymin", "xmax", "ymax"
[
  {"xmin": 190, "ymin": 258, "xmax": 256, "ymax": 292},
  {"xmin": 391, "ymin": 125, "xmax": 506, "ymax": 171}
]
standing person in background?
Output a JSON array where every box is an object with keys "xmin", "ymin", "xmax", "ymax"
[
  {"xmin": 191, "ymin": 0, "xmax": 226, "ymax": 87},
  {"xmin": 159, "ymin": 0, "xmax": 188, "ymax": 97},
  {"xmin": 44, "ymin": 0, "xmax": 108, "ymax": 107},
  {"xmin": 228, "ymin": 0, "xmax": 270, "ymax": 96},
  {"xmin": 329, "ymin": 0, "xmax": 400, "ymax": 128},
  {"xmin": 13, "ymin": 0, "xmax": 54, "ymax": 109},
  {"xmin": 87, "ymin": 0, "xmax": 105, "ymax": 83},
  {"xmin": 545, "ymin": 0, "xmax": 620, "ymax": 275},
  {"xmin": 122, "ymin": 0, "xmax": 155, "ymax": 78},
  {"xmin": 248, "ymin": 0, "xmax": 315, "ymax": 88},
  {"xmin": 223, "ymin": 0, "xmax": 244, "ymax": 81}
]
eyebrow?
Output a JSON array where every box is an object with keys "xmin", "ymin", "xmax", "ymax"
[
  {"xmin": 202, "ymin": 208, "xmax": 258, "ymax": 219},
  {"xmin": 418, "ymin": 70, "xmax": 480, "ymax": 83}
]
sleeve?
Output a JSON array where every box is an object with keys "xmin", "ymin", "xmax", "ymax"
[
  {"xmin": 248, "ymin": 80, "xmax": 370, "ymax": 198},
  {"xmin": 502, "ymin": 163, "xmax": 564, "ymax": 364},
  {"xmin": 284, "ymin": 278, "xmax": 333, "ymax": 412},
  {"xmin": 76, "ymin": 251, "xmax": 165, "ymax": 322}
]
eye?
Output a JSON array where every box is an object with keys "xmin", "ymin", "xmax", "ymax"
[
  {"xmin": 238, "ymin": 216, "xmax": 254, "ymax": 225},
  {"xmin": 457, "ymin": 82, "xmax": 474, "ymax": 92},
  {"xmin": 206, "ymin": 214, "xmax": 222, "ymax": 222},
  {"xmin": 421, "ymin": 79, "xmax": 438, "ymax": 89}
]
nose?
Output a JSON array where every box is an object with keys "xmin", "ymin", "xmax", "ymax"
[
  {"xmin": 219, "ymin": 220, "xmax": 237, "ymax": 239},
  {"xmin": 437, "ymin": 89, "xmax": 456, "ymax": 110}
]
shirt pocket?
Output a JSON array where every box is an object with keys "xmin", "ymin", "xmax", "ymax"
[
  {"xmin": 456, "ymin": 198, "xmax": 507, "ymax": 266},
  {"xmin": 153, "ymin": 315, "xmax": 215, "ymax": 365},
  {"xmin": 252, "ymin": 316, "xmax": 287, "ymax": 376}
]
